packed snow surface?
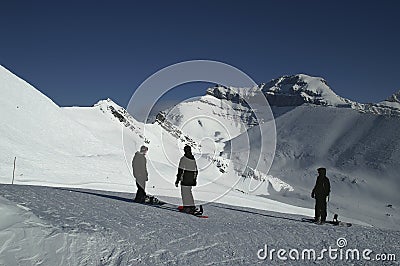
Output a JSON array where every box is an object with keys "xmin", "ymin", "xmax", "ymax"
[{"xmin": 1, "ymin": 185, "xmax": 399, "ymax": 265}]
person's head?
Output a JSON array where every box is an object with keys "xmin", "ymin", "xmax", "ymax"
[
  {"xmin": 183, "ymin": 145, "xmax": 192, "ymax": 155},
  {"xmin": 140, "ymin": 145, "xmax": 148, "ymax": 155},
  {"xmin": 317, "ymin": 167, "xmax": 326, "ymax": 177}
]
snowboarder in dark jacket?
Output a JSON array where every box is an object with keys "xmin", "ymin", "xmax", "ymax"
[
  {"xmin": 311, "ymin": 167, "xmax": 331, "ymax": 224},
  {"xmin": 175, "ymin": 145, "xmax": 198, "ymax": 214},
  {"xmin": 132, "ymin": 145, "xmax": 148, "ymax": 203}
]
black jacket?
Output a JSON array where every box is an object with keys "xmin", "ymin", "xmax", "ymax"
[
  {"xmin": 176, "ymin": 153, "xmax": 198, "ymax": 186},
  {"xmin": 132, "ymin": 152, "xmax": 148, "ymax": 182},
  {"xmin": 312, "ymin": 175, "xmax": 330, "ymax": 199}
]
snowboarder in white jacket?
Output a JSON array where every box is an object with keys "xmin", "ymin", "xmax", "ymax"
[
  {"xmin": 132, "ymin": 145, "xmax": 148, "ymax": 203},
  {"xmin": 175, "ymin": 145, "xmax": 198, "ymax": 214}
]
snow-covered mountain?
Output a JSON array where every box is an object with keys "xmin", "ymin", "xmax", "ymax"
[
  {"xmin": 206, "ymin": 74, "xmax": 400, "ymax": 116},
  {"xmin": 1, "ymin": 65, "xmax": 399, "ymax": 230},
  {"xmin": 1, "ymin": 65, "xmax": 400, "ymax": 264},
  {"xmin": 160, "ymin": 74, "xmax": 400, "ymax": 230},
  {"xmin": 261, "ymin": 74, "xmax": 351, "ymax": 107}
]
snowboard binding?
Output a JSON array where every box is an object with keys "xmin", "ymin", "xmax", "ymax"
[
  {"xmin": 178, "ymin": 205, "xmax": 204, "ymax": 216},
  {"xmin": 144, "ymin": 195, "xmax": 163, "ymax": 205}
]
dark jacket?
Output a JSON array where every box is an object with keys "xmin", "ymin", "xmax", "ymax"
[
  {"xmin": 132, "ymin": 152, "xmax": 148, "ymax": 182},
  {"xmin": 312, "ymin": 175, "xmax": 330, "ymax": 199},
  {"xmin": 176, "ymin": 153, "xmax": 198, "ymax": 186}
]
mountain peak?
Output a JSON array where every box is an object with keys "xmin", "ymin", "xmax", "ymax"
[
  {"xmin": 205, "ymin": 74, "xmax": 400, "ymax": 116},
  {"xmin": 386, "ymin": 90, "xmax": 400, "ymax": 103},
  {"xmin": 261, "ymin": 74, "xmax": 351, "ymax": 107},
  {"xmin": 376, "ymin": 90, "xmax": 400, "ymax": 111}
]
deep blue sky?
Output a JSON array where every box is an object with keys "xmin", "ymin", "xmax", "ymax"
[{"xmin": 1, "ymin": 1, "xmax": 399, "ymax": 108}]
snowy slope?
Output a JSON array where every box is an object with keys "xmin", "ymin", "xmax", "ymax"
[
  {"xmin": 0, "ymin": 195, "xmax": 112, "ymax": 265},
  {"xmin": 162, "ymin": 94, "xmax": 256, "ymax": 146},
  {"xmin": 0, "ymin": 66, "xmax": 129, "ymax": 189},
  {"xmin": 227, "ymin": 105, "xmax": 400, "ymax": 230},
  {"xmin": 62, "ymin": 99, "xmax": 301, "ymax": 214},
  {"xmin": 1, "ymin": 185, "xmax": 399, "ymax": 265}
]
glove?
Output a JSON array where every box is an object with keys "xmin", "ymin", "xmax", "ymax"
[
  {"xmin": 311, "ymin": 192, "xmax": 315, "ymax": 199},
  {"xmin": 175, "ymin": 181, "xmax": 179, "ymax": 187}
]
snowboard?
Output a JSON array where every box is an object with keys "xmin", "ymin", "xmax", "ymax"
[
  {"xmin": 178, "ymin": 205, "xmax": 208, "ymax": 219},
  {"xmin": 135, "ymin": 195, "xmax": 165, "ymax": 205},
  {"xmin": 155, "ymin": 204, "xmax": 208, "ymax": 218},
  {"xmin": 301, "ymin": 217, "xmax": 352, "ymax": 227}
]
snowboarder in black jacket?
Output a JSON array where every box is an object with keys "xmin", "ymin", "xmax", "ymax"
[
  {"xmin": 175, "ymin": 145, "xmax": 198, "ymax": 214},
  {"xmin": 311, "ymin": 167, "xmax": 330, "ymax": 224},
  {"xmin": 132, "ymin": 145, "xmax": 148, "ymax": 203}
]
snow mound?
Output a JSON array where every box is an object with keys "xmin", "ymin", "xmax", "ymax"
[{"xmin": 0, "ymin": 195, "xmax": 115, "ymax": 265}]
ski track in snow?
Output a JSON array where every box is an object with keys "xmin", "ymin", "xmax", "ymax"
[{"xmin": 0, "ymin": 184, "xmax": 399, "ymax": 265}]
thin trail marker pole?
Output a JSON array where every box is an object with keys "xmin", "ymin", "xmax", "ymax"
[{"xmin": 12, "ymin": 157, "xmax": 16, "ymax": 184}]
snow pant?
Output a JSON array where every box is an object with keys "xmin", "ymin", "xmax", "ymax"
[
  {"xmin": 315, "ymin": 197, "xmax": 327, "ymax": 222},
  {"xmin": 181, "ymin": 185, "xmax": 195, "ymax": 207},
  {"xmin": 135, "ymin": 181, "xmax": 146, "ymax": 203}
]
